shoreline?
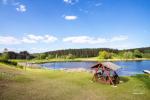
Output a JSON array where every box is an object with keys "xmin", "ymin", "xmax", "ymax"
[
  {"xmin": 27, "ymin": 58, "xmax": 150, "ymax": 64},
  {"xmin": 17, "ymin": 63, "xmax": 146, "ymax": 76}
]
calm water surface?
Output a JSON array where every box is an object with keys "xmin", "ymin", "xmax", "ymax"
[{"xmin": 40, "ymin": 60, "xmax": 150, "ymax": 76}]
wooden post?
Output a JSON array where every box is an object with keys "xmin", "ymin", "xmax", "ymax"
[
  {"xmin": 25, "ymin": 62, "xmax": 27, "ymax": 71},
  {"xmin": 102, "ymin": 65, "xmax": 114, "ymax": 85},
  {"xmin": 25, "ymin": 56, "xmax": 28, "ymax": 71}
]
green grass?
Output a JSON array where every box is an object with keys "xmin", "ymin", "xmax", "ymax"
[{"xmin": 0, "ymin": 63, "xmax": 150, "ymax": 100}]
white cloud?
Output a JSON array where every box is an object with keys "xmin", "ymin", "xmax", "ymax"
[
  {"xmin": 21, "ymin": 35, "xmax": 39, "ymax": 43},
  {"xmin": 0, "ymin": 36, "xmax": 20, "ymax": 45},
  {"xmin": 63, "ymin": 36, "xmax": 107, "ymax": 44},
  {"xmin": 43, "ymin": 35, "xmax": 58, "ymax": 43},
  {"xmin": 63, "ymin": 35, "xmax": 128, "ymax": 44},
  {"xmin": 16, "ymin": 4, "xmax": 26, "ymax": 12},
  {"xmin": 63, "ymin": 0, "xmax": 78, "ymax": 5},
  {"xmin": 22, "ymin": 37, "xmax": 37, "ymax": 43},
  {"xmin": 22, "ymin": 34, "xmax": 57, "ymax": 43},
  {"xmin": 1, "ymin": 0, "xmax": 27, "ymax": 13},
  {"xmin": 110, "ymin": 35, "xmax": 128, "ymax": 42},
  {"xmin": 64, "ymin": 15, "xmax": 78, "ymax": 20},
  {"xmin": 0, "ymin": 34, "xmax": 58, "ymax": 45},
  {"xmin": 26, "ymin": 34, "xmax": 43, "ymax": 41},
  {"xmin": 0, "ymin": 34, "xmax": 128, "ymax": 47}
]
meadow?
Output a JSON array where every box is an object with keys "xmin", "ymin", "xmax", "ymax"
[{"xmin": 0, "ymin": 63, "xmax": 150, "ymax": 100}]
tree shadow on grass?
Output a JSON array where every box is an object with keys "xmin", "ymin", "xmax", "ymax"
[
  {"xmin": 120, "ymin": 77, "xmax": 129, "ymax": 83},
  {"xmin": 132, "ymin": 74, "xmax": 150, "ymax": 90}
]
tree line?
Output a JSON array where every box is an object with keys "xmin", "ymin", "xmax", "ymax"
[
  {"xmin": 98, "ymin": 49, "xmax": 145, "ymax": 59},
  {"xmin": 0, "ymin": 47, "xmax": 150, "ymax": 60},
  {"xmin": 0, "ymin": 49, "xmax": 34, "ymax": 60},
  {"xmin": 33, "ymin": 48, "xmax": 119, "ymax": 59},
  {"xmin": 35, "ymin": 47, "xmax": 150, "ymax": 59}
]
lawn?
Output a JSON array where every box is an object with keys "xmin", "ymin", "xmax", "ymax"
[{"xmin": 0, "ymin": 63, "xmax": 150, "ymax": 100}]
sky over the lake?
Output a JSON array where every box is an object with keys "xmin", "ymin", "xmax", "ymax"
[{"xmin": 0, "ymin": 0, "xmax": 150, "ymax": 53}]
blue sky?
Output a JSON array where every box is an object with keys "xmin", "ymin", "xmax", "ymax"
[{"xmin": 0, "ymin": 0, "xmax": 150, "ymax": 53}]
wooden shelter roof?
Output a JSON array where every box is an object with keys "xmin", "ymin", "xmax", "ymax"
[{"xmin": 91, "ymin": 62, "xmax": 120, "ymax": 71}]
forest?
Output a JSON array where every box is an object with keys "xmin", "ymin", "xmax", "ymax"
[{"xmin": 0, "ymin": 47, "xmax": 150, "ymax": 60}]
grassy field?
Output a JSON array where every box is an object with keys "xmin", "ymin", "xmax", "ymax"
[{"xmin": 0, "ymin": 63, "xmax": 150, "ymax": 100}]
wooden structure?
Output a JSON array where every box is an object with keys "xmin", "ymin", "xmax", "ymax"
[{"xmin": 91, "ymin": 62, "xmax": 120, "ymax": 85}]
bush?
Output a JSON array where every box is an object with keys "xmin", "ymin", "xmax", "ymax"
[
  {"xmin": 2, "ymin": 52, "xmax": 9, "ymax": 60},
  {"xmin": 9, "ymin": 61, "xmax": 17, "ymax": 66},
  {"xmin": 0, "ymin": 59, "xmax": 8, "ymax": 63},
  {"xmin": 133, "ymin": 49, "xmax": 143, "ymax": 58},
  {"xmin": 35, "ymin": 53, "xmax": 48, "ymax": 59},
  {"xmin": 98, "ymin": 51, "xmax": 112, "ymax": 59},
  {"xmin": 123, "ymin": 51, "xmax": 134, "ymax": 59},
  {"xmin": 47, "ymin": 55, "xmax": 55, "ymax": 59},
  {"xmin": 66, "ymin": 54, "xmax": 75, "ymax": 59},
  {"xmin": 17, "ymin": 65, "xmax": 24, "ymax": 69},
  {"xmin": 0, "ymin": 59, "xmax": 17, "ymax": 66}
]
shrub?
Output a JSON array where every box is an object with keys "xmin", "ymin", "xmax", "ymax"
[
  {"xmin": 123, "ymin": 51, "xmax": 134, "ymax": 59},
  {"xmin": 133, "ymin": 49, "xmax": 143, "ymax": 58},
  {"xmin": 0, "ymin": 59, "xmax": 17, "ymax": 66},
  {"xmin": 66, "ymin": 54, "xmax": 75, "ymax": 59},
  {"xmin": 98, "ymin": 51, "xmax": 112, "ymax": 59},
  {"xmin": 17, "ymin": 65, "xmax": 24, "ymax": 69}
]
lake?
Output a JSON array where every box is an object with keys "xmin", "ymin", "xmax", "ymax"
[{"xmin": 40, "ymin": 60, "xmax": 150, "ymax": 76}]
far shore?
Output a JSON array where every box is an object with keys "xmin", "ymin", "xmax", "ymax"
[{"xmin": 11, "ymin": 57, "xmax": 150, "ymax": 64}]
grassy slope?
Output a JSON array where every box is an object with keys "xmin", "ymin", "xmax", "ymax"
[{"xmin": 0, "ymin": 63, "xmax": 150, "ymax": 100}]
